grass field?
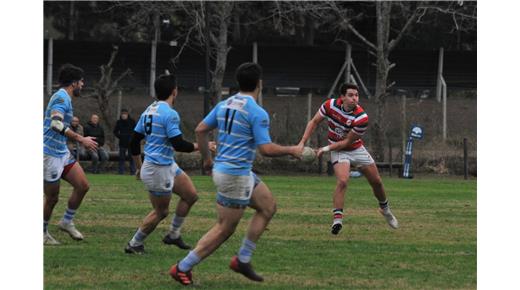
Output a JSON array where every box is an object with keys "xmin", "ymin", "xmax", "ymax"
[{"xmin": 44, "ymin": 174, "xmax": 476, "ymax": 289}]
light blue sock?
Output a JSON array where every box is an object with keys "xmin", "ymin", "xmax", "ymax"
[
  {"xmin": 178, "ymin": 250, "xmax": 201, "ymax": 272},
  {"xmin": 62, "ymin": 208, "xmax": 76, "ymax": 224},
  {"xmin": 129, "ymin": 228, "xmax": 148, "ymax": 247},
  {"xmin": 169, "ymin": 215, "xmax": 185, "ymax": 239},
  {"xmin": 238, "ymin": 238, "xmax": 256, "ymax": 263}
]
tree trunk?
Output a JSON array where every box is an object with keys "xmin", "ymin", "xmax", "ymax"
[
  {"xmin": 210, "ymin": 2, "xmax": 233, "ymax": 102},
  {"xmin": 371, "ymin": 2, "xmax": 392, "ymax": 162},
  {"xmin": 304, "ymin": 15, "xmax": 315, "ymax": 46},
  {"xmin": 98, "ymin": 96, "xmax": 115, "ymax": 148},
  {"xmin": 68, "ymin": 1, "xmax": 76, "ymax": 40},
  {"xmin": 232, "ymin": 13, "xmax": 241, "ymax": 43}
]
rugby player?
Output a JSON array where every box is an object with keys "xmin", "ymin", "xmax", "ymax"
[
  {"xmin": 170, "ymin": 62, "xmax": 303, "ymax": 285},
  {"xmin": 298, "ymin": 83, "xmax": 398, "ymax": 235}
]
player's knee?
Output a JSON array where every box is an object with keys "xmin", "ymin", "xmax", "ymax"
[
  {"xmin": 219, "ymin": 220, "xmax": 239, "ymax": 236},
  {"xmin": 264, "ymin": 202, "xmax": 277, "ymax": 219},
  {"xmin": 78, "ymin": 181, "xmax": 90, "ymax": 194},
  {"xmin": 184, "ymin": 192, "xmax": 198, "ymax": 206},
  {"xmin": 370, "ymin": 177, "xmax": 383, "ymax": 189},
  {"xmin": 156, "ymin": 208, "xmax": 169, "ymax": 220},
  {"xmin": 336, "ymin": 179, "xmax": 348, "ymax": 189}
]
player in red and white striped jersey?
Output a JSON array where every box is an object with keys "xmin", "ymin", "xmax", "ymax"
[{"xmin": 299, "ymin": 83, "xmax": 398, "ymax": 234}]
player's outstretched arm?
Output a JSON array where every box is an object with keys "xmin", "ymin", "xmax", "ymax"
[
  {"xmin": 258, "ymin": 143, "xmax": 303, "ymax": 159},
  {"xmin": 50, "ymin": 110, "xmax": 97, "ymax": 151},
  {"xmin": 298, "ymin": 111, "xmax": 325, "ymax": 146},
  {"xmin": 169, "ymin": 134, "xmax": 197, "ymax": 153},
  {"xmin": 64, "ymin": 124, "xmax": 98, "ymax": 151},
  {"xmin": 316, "ymin": 131, "xmax": 361, "ymax": 158}
]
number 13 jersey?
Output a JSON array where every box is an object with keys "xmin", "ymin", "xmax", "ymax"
[{"xmin": 134, "ymin": 101, "xmax": 182, "ymax": 165}]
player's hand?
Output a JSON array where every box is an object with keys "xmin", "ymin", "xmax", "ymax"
[
  {"xmin": 81, "ymin": 136, "xmax": 98, "ymax": 151},
  {"xmin": 135, "ymin": 168, "xmax": 141, "ymax": 180},
  {"xmin": 203, "ymin": 158, "xmax": 213, "ymax": 175},
  {"xmin": 291, "ymin": 144, "xmax": 304, "ymax": 160},
  {"xmin": 208, "ymin": 141, "xmax": 217, "ymax": 154},
  {"xmin": 315, "ymin": 147, "xmax": 325, "ymax": 158}
]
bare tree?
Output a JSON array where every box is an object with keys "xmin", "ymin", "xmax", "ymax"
[
  {"xmin": 329, "ymin": 1, "xmax": 475, "ymax": 161},
  {"xmin": 177, "ymin": 2, "xmax": 234, "ymax": 103},
  {"xmin": 89, "ymin": 45, "xmax": 131, "ymax": 145}
]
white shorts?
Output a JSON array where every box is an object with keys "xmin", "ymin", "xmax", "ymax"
[
  {"xmin": 213, "ymin": 171, "xmax": 254, "ymax": 208},
  {"xmin": 44, "ymin": 151, "xmax": 75, "ymax": 182},
  {"xmin": 330, "ymin": 146, "xmax": 375, "ymax": 167},
  {"xmin": 140, "ymin": 161, "xmax": 181, "ymax": 195}
]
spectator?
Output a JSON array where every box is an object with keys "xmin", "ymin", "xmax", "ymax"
[
  {"xmin": 84, "ymin": 114, "xmax": 109, "ymax": 173},
  {"xmin": 113, "ymin": 109, "xmax": 136, "ymax": 175},
  {"xmin": 67, "ymin": 116, "xmax": 87, "ymax": 160}
]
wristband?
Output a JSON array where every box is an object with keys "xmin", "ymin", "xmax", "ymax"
[{"xmin": 321, "ymin": 145, "xmax": 330, "ymax": 152}]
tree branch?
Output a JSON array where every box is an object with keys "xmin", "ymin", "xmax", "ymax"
[
  {"xmin": 107, "ymin": 68, "xmax": 132, "ymax": 96},
  {"xmin": 170, "ymin": 24, "xmax": 196, "ymax": 66},
  {"xmin": 388, "ymin": 8, "xmax": 421, "ymax": 51},
  {"xmin": 388, "ymin": 62, "xmax": 396, "ymax": 72},
  {"xmin": 347, "ymin": 23, "xmax": 377, "ymax": 51},
  {"xmin": 107, "ymin": 45, "xmax": 119, "ymax": 68}
]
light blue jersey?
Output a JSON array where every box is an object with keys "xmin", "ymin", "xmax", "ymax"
[
  {"xmin": 43, "ymin": 89, "xmax": 73, "ymax": 157},
  {"xmin": 203, "ymin": 94, "xmax": 271, "ymax": 176},
  {"xmin": 135, "ymin": 101, "xmax": 182, "ymax": 165}
]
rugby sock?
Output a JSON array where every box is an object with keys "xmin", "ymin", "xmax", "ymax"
[
  {"xmin": 44, "ymin": 220, "xmax": 49, "ymax": 233},
  {"xmin": 62, "ymin": 208, "xmax": 76, "ymax": 224},
  {"xmin": 129, "ymin": 228, "xmax": 148, "ymax": 247},
  {"xmin": 169, "ymin": 215, "xmax": 185, "ymax": 239},
  {"xmin": 333, "ymin": 208, "xmax": 343, "ymax": 224},
  {"xmin": 238, "ymin": 238, "xmax": 257, "ymax": 263},
  {"xmin": 178, "ymin": 250, "xmax": 201, "ymax": 272},
  {"xmin": 379, "ymin": 199, "xmax": 389, "ymax": 210}
]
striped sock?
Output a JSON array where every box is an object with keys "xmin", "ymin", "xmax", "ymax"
[
  {"xmin": 62, "ymin": 208, "xmax": 76, "ymax": 224},
  {"xmin": 379, "ymin": 199, "xmax": 389, "ymax": 210},
  {"xmin": 333, "ymin": 208, "xmax": 343, "ymax": 224},
  {"xmin": 169, "ymin": 215, "xmax": 185, "ymax": 239},
  {"xmin": 178, "ymin": 250, "xmax": 201, "ymax": 272},
  {"xmin": 238, "ymin": 238, "xmax": 257, "ymax": 263},
  {"xmin": 44, "ymin": 220, "xmax": 49, "ymax": 233},
  {"xmin": 129, "ymin": 228, "xmax": 148, "ymax": 247}
]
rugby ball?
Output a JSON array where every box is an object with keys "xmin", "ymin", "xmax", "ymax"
[{"xmin": 302, "ymin": 146, "xmax": 316, "ymax": 162}]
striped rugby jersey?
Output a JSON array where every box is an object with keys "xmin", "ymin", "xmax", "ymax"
[
  {"xmin": 203, "ymin": 94, "xmax": 272, "ymax": 176},
  {"xmin": 43, "ymin": 89, "xmax": 74, "ymax": 157},
  {"xmin": 134, "ymin": 101, "xmax": 182, "ymax": 165},
  {"xmin": 319, "ymin": 98, "xmax": 368, "ymax": 151}
]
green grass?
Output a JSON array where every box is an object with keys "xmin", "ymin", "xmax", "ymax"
[{"xmin": 44, "ymin": 174, "xmax": 476, "ymax": 289}]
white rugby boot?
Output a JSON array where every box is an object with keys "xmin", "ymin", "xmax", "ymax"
[
  {"xmin": 44, "ymin": 232, "xmax": 60, "ymax": 245},
  {"xmin": 379, "ymin": 208, "xmax": 399, "ymax": 229},
  {"xmin": 58, "ymin": 220, "xmax": 84, "ymax": 240}
]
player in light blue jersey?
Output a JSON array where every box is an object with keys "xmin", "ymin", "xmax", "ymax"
[
  {"xmin": 44, "ymin": 64, "xmax": 98, "ymax": 245},
  {"xmin": 171, "ymin": 63, "xmax": 303, "ymax": 285},
  {"xmin": 124, "ymin": 74, "xmax": 203, "ymax": 254}
]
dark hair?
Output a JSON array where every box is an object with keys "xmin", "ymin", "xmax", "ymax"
[
  {"xmin": 235, "ymin": 62, "xmax": 262, "ymax": 92},
  {"xmin": 339, "ymin": 83, "xmax": 359, "ymax": 95},
  {"xmin": 154, "ymin": 74, "xmax": 177, "ymax": 100},
  {"xmin": 58, "ymin": 64, "xmax": 84, "ymax": 87}
]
